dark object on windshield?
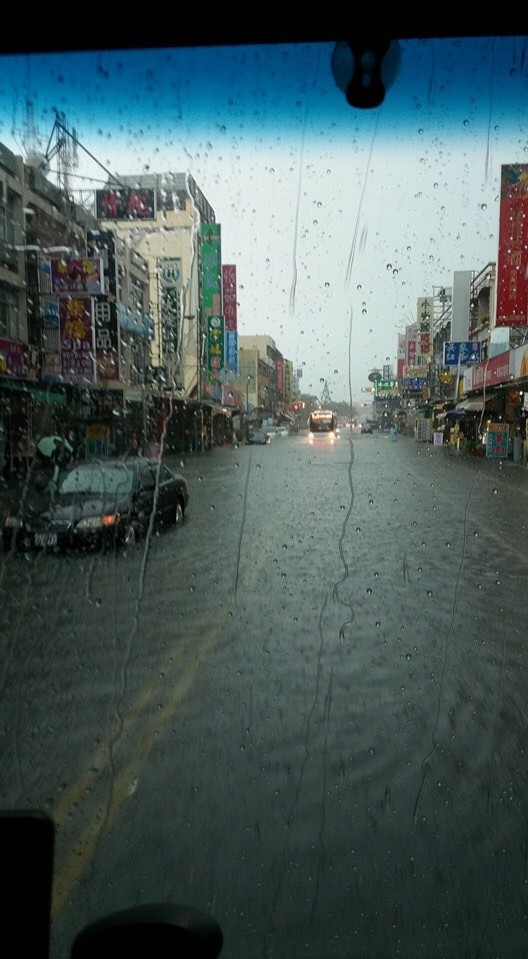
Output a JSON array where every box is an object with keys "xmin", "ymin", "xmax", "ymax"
[
  {"xmin": 71, "ymin": 903, "xmax": 223, "ymax": 959},
  {"xmin": 0, "ymin": 810, "xmax": 54, "ymax": 959},
  {"xmin": 331, "ymin": 36, "xmax": 401, "ymax": 108}
]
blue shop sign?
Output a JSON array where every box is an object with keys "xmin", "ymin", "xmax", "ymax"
[{"xmin": 444, "ymin": 341, "xmax": 481, "ymax": 365}]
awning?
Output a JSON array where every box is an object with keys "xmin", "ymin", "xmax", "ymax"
[
  {"xmin": 456, "ymin": 398, "xmax": 485, "ymax": 411},
  {"xmin": 445, "ymin": 402, "xmax": 486, "ymax": 420},
  {"xmin": 0, "ymin": 379, "xmax": 67, "ymax": 405}
]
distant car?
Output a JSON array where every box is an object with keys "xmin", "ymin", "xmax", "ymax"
[
  {"xmin": 361, "ymin": 424, "xmax": 373, "ymax": 434},
  {"xmin": 246, "ymin": 429, "xmax": 271, "ymax": 445},
  {"xmin": 263, "ymin": 425, "xmax": 288, "ymax": 438},
  {"xmin": 2, "ymin": 456, "xmax": 189, "ymax": 553}
]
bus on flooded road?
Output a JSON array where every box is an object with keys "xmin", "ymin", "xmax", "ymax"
[{"xmin": 308, "ymin": 409, "xmax": 339, "ymax": 442}]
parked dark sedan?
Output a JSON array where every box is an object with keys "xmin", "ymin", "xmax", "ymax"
[{"xmin": 2, "ymin": 457, "xmax": 189, "ymax": 553}]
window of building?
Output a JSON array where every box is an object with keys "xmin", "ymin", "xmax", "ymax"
[{"xmin": 0, "ymin": 284, "xmax": 19, "ymax": 339}]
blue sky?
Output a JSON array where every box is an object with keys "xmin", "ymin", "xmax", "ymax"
[{"xmin": 1, "ymin": 36, "xmax": 527, "ymax": 401}]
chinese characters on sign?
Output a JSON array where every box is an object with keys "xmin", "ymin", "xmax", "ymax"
[
  {"xmin": 207, "ymin": 316, "xmax": 225, "ymax": 380},
  {"xmin": 496, "ymin": 164, "xmax": 528, "ymax": 327},
  {"xmin": 402, "ymin": 364, "xmax": 428, "ymax": 395},
  {"xmin": 51, "ymin": 257, "xmax": 104, "ymax": 295},
  {"xmin": 222, "ymin": 264, "xmax": 238, "ymax": 374},
  {"xmin": 416, "ymin": 297, "xmax": 433, "ymax": 365},
  {"xmin": 60, "ymin": 297, "xmax": 95, "ymax": 383},
  {"xmin": 486, "ymin": 424, "xmax": 509, "ymax": 459},
  {"xmin": 94, "ymin": 300, "xmax": 120, "ymax": 381},
  {"xmin": 201, "ymin": 224, "xmax": 225, "ymax": 381},
  {"xmin": 275, "ymin": 357, "xmax": 284, "ymax": 394},
  {"xmin": 0, "ymin": 339, "xmax": 31, "ymax": 378},
  {"xmin": 375, "ymin": 378, "xmax": 400, "ymax": 396},
  {"xmin": 443, "ymin": 341, "xmax": 482, "ymax": 365},
  {"xmin": 222, "ymin": 265, "xmax": 237, "ymax": 331},
  {"xmin": 159, "ymin": 257, "xmax": 182, "ymax": 359},
  {"xmin": 225, "ymin": 332, "xmax": 238, "ymax": 374},
  {"xmin": 95, "ymin": 188, "xmax": 156, "ymax": 220}
]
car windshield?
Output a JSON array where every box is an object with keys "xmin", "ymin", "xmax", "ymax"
[
  {"xmin": 59, "ymin": 465, "xmax": 135, "ymax": 495},
  {"xmin": 1, "ymin": 25, "xmax": 528, "ymax": 959}
]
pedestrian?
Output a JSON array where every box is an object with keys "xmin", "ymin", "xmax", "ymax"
[
  {"xmin": 147, "ymin": 434, "xmax": 161, "ymax": 459},
  {"xmin": 127, "ymin": 433, "xmax": 140, "ymax": 456},
  {"xmin": 50, "ymin": 437, "xmax": 73, "ymax": 484},
  {"xmin": 389, "ymin": 425, "xmax": 398, "ymax": 441}
]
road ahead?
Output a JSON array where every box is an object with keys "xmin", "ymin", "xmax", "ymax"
[{"xmin": 1, "ymin": 431, "xmax": 528, "ymax": 958}]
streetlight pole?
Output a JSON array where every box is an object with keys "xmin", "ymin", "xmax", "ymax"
[
  {"xmin": 246, "ymin": 374, "xmax": 251, "ymax": 441},
  {"xmin": 194, "ymin": 311, "xmax": 204, "ymax": 452}
]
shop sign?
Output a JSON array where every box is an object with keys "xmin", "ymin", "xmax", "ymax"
[
  {"xmin": 0, "ymin": 338, "xmax": 28, "ymax": 378},
  {"xmin": 467, "ymin": 352, "xmax": 510, "ymax": 390},
  {"xmin": 86, "ymin": 424, "xmax": 111, "ymax": 459},
  {"xmin": 444, "ymin": 341, "xmax": 482, "ymax": 365},
  {"xmin": 276, "ymin": 357, "xmax": 284, "ymax": 393},
  {"xmin": 375, "ymin": 378, "xmax": 400, "ymax": 395},
  {"xmin": 85, "ymin": 389, "xmax": 123, "ymax": 414},
  {"xmin": 94, "ymin": 299, "xmax": 120, "ymax": 381},
  {"xmin": 206, "ymin": 315, "xmax": 225, "ymax": 380},
  {"xmin": 225, "ymin": 331, "xmax": 238, "ymax": 373},
  {"xmin": 60, "ymin": 297, "xmax": 95, "ymax": 384},
  {"xmin": 159, "ymin": 258, "xmax": 181, "ymax": 289},
  {"xmin": 510, "ymin": 342, "xmax": 528, "ymax": 379},
  {"xmin": 201, "ymin": 224, "xmax": 222, "ymax": 317},
  {"xmin": 222, "ymin": 264, "xmax": 237, "ymax": 331},
  {"xmin": 95, "ymin": 187, "xmax": 156, "ymax": 221},
  {"xmin": 486, "ymin": 423, "xmax": 509, "ymax": 459},
  {"xmin": 51, "ymin": 257, "xmax": 104, "ymax": 295},
  {"xmin": 497, "ymin": 164, "xmax": 528, "ymax": 326}
]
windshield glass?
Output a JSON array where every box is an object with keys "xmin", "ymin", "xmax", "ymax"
[
  {"xmin": 1, "ymin": 27, "xmax": 528, "ymax": 959},
  {"xmin": 59, "ymin": 464, "xmax": 134, "ymax": 495}
]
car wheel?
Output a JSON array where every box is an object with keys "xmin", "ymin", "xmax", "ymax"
[
  {"xmin": 2, "ymin": 535, "xmax": 14, "ymax": 553},
  {"xmin": 122, "ymin": 521, "xmax": 137, "ymax": 547},
  {"xmin": 174, "ymin": 500, "xmax": 184, "ymax": 526}
]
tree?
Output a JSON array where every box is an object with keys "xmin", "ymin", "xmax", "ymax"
[{"xmin": 320, "ymin": 379, "xmax": 332, "ymax": 407}]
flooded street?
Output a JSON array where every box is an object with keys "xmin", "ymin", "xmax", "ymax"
[{"xmin": 2, "ymin": 432, "xmax": 527, "ymax": 958}]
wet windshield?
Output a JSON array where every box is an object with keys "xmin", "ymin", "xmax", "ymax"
[
  {"xmin": 59, "ymin": 465, "xmax": 134, "ymax": 495},
  {"xmin": 1, "ymin": 26, "xmax": 528, "ymax": 959}
]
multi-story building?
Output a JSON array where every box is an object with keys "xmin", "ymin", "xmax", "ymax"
[
  {"xmin": 238, "ymin": 334, "xmax": 291, "ymax": 425},
  {"xmin": 0, "ymin": 140, "xmax": 159, "ymax": 473},
  {"xmin": 396, "ymin": 264, "xmax": 528, "ymax": 457},
  {"xmin": 1, "ymin": 143, "xmax": 87, "ymax": 476},
  {"xmin": 93, "ymin": 172, "xmax": 237, "ymax": 448}
]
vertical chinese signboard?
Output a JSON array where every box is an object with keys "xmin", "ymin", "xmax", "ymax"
[
  {"xmin": 94, "ymin": 299, "xmax": 119, "ymax": 380},
  {"xmin": 497, "ymin": 164, "xmax": 528, "ymax": 327},
  {"xmin": 397, "ymin": 333, "xmax": 406, "ymax": 381},
  {"xmin": 159, "ymin": 257, "xmax": 182, "ymax": 359},
  {"xmin": 201, "ymin": 224, "xmax": 224, "ymax": 381},
  {"xmin": 60, "ymin": 297, "xmax": 95, "ymax": 383},
  {"xmin": 416, "ymin": 297, "xmax": 433, "ymax": 365},
  {"xmin": 87, "ymin": 231, "xmax": 120, "ymax": 382},
  {"xmin": 207, "ymin": 316, "xmax": 224, "ymax": 381},
  {"xmin": 223, "ymin": 264, "xmax": 238, "ymax": 374},
  {"xmin": 275, "ymin": 356, "xmax": 284, "ymax": 396}
]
